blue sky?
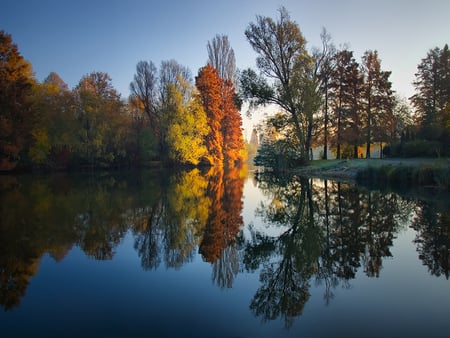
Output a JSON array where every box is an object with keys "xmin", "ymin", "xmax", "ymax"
[{"xmin": 2, "ymin": 0, "xmax": 449, "ymax": 131}]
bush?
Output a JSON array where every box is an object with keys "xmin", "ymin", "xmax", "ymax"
[{"xmin": 388, "ymin": 140, "xmax": 442, "ymax": 158}]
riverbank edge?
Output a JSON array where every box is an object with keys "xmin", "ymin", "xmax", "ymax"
[{"xmin": 292, "ymin": 158, "xmax": 450, "ymax": 189}]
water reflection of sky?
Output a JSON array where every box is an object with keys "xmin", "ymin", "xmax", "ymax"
[{"xmin": 242, "ymin": 174, "xmax": 291, "ymax": 239}]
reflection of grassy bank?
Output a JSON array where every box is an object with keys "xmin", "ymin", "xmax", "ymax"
[{"xmin": 295, "ymin": 158, "xmax": 450, "ymax": 189}]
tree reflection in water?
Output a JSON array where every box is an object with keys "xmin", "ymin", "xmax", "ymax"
[
  {"xmin": 244, "ymin": 173, "xmax": 415, "ymax": 328},
  {"xmin": 0, "ymin": 169, "xmax": 449, "ymax": 330}
]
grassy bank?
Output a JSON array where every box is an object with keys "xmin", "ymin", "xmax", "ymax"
[{"xmin": 295, "ymin": 158, "xmax": 450, "ymax": 190}]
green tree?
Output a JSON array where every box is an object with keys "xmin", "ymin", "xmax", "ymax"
[
  {"xmin": 0, "ymin": 31, "xmax": 35, "ymax": 171},
  {"xmin": 241, "ymin": 7, "xmax": 321, "ymax": 163}
]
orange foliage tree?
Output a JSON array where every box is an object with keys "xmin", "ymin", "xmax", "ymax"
[
  {"xmin": 221, "ymin": 79, "xmax": 245, "ymax": 166},
  {"xmin": 196, "ymin": 64, "xmax": 245, "ymax": 167},
  {"xmin": 196, "ymin": 64, "xmax": 224, "ymax": 165}
]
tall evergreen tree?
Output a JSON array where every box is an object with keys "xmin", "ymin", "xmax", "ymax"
[
  {"xmin": 411, "ymin": 44, "xmax": 450, "ymax": 141},
  {"xmin": 360, "ymin": 50, "xmax": 393, "ymax": 158},
  {"xmin": 313, "ymin": 28, "xmax": 335, "ymax": 160},
  {"xmin": 329, "ymin": 49, "xmax": 360, "ymax": 159}
]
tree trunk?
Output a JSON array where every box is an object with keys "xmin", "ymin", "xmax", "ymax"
[
  {"xmin": 366, "ymin": 95, "xmax": 371, "ymax": 158},
  {"xmin": 323, "ymin": 80, "xmax": 328, "ymax": 160}
]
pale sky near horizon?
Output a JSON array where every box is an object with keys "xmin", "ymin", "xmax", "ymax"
[{"xmin": 1, "ymin": 0, "xmax": 449, "ymax": 135}]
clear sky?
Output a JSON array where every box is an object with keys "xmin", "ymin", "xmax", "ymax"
[{"xmin": 1, "ymin": 0, "xmax": 449, "ymax": 133}]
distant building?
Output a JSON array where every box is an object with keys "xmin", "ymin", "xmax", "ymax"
[{"xmin": 249, "ymin": 128, "xmax": 259, "ymax": 149}]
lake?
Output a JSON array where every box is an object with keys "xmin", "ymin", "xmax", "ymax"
[{"xmin": 1, "ymin": 167, "xmax": 450, "ymax": 338}]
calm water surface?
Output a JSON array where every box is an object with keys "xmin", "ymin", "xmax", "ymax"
[{"xmin": 1, "ymin": 168, "xmax": 450, "ymax": 337}]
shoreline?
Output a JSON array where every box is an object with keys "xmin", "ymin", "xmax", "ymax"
[{"xmin": 292, "ymin": 158, "xmax": 450, "ymax": 189}]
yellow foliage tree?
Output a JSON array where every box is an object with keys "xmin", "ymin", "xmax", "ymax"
[{"xmin": 165, "ymin": 79, "xmax": 209, "ymax": 165}]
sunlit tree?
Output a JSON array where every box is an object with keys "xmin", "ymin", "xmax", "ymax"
[
  {"xmin": 196, "ymin": 64, "xmax": 224, "ymax": 165},
  {"xmin": 221, "ymin": 79, "xmax": 246, "ymax": 166},
  {"xmin": 165, "ymin": 78, "xmax": 209, "ymax": 165}
]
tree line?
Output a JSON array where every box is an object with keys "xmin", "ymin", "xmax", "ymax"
[
  {"xmin": 243, "ymin": 7, "xmax": 449, "ymax": 168},
  {"xmin": 0, "ymin": 32, "xmax": 245, "ymax": 171},
  {"xmin": 1, "ymin": 6, "xmax": 449, "ymax": 172}
]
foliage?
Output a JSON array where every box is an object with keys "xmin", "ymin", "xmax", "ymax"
[
  {"xmin": 74, "ymin": 72, "xmax": 129, "ymax": 167},
  {"xmin": 196, "ymin": 64, "xmax": 245, "ymax": 167},
  {"xmin": 196, "ymin": 65, "xmax": 225, "ymax": 165},
  {"xmin": 241, "ymin": 7, "xmax": 321, "ymax": 162},
  {"xmin": 360, "ymin": 50, "xmax": 394, "ymax": 158},
  {"xmin": 0, "ymin": 31, "xmax": 35, "ymax": 170},
  {"xmin": 254, "ymin": 112, "xmax": 305, "ymax": 169},
  {"xmin": 165, "ymin": 80, "xmax": 209, "ymax": 165},
  {"xmin": 1, "ymin": 20, "xmax": 448, "ymax": 172},
  {"xmin": 410, "ymin": 44, "xmax": 450, "ymax": 153},
  {"xmin": 138, "ymin": 127, "xmax": 158, "ymax": 161}
]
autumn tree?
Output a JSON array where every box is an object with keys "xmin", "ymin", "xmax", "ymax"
[
  {"xmin": 44, "ymin": 71, "xmax": 69, "ymax": 91},
  {"xmin": 165, "ymin": 77, "xmax": 209, "ymax": 165},
  {"xmin": 159, "ymin": 60, "xmax": 193, "ymax": 158},
  {"xmin": 328, "ymin": 49, "xmax": 361, "ymax": 159},
  {"xmin": 0, "ymin": 31, "xmax": 35, "ymax": 171},
  {"xmin": 345, "ymin": 61, "xmax": 364, "ymax": 158},
  {"xmin": 196, "ymin": 64, "xmax": 225, "ymax": 165},
  {"xmin": 411, "ymin": 44, "xmax": 450, "ymax": 151},
  {"xmin": 221, "ymin": 79, "xmax": 246, "ymax": 166},
  {"xmin": 360, "ymin": 50, "xmax": 393, "ymax": 158},
  {"xmin": 75, "ymin": 72, "xmax": 128, "ymax": 167},
  {"xmin": 241, "ymin": 7, "xmax": 321, "ymax": 163},
  {"xmin": 27, "ymin": 72, "xmax": 80, "ymax": 168}
]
